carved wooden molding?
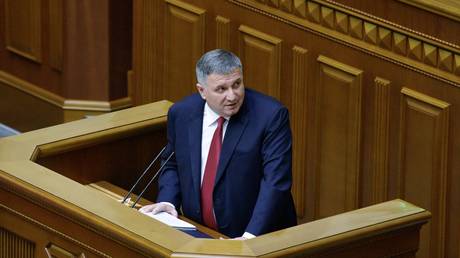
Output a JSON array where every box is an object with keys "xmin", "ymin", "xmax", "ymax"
[
  {"xmin": 314, "ymin": 55, "xmax": 363, "ymax": 218},
  {"xmin": 398, "ymin": 0, "xmax": 460, "ymax": 22},
  {"xmin": 0, "ymin": 227, "xmax": 35, "ymax": 258},
  {"xmin": 216, "ymin": 16, "xmax": 231, "ymax": 50},
  {"xmin": 372, "ymin": 77, "xmax": 391, "ymax": 203},
  {"xmin": 399, "ymin": 87, "xmax": 449, "ymax": 258},
  {"xmin": 291, "ymin": 46, "xmax": 308, "ymax": 219},
  {"xmin": 229, "ymin": 0, "xmax": 460, "ymax": 88},
  {"xmin": 0, "ymin": 71, "xmax": 132, "ymax": 112}
]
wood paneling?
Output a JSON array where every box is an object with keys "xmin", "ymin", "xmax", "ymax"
[
  {"xmin": 132, "ymin": 0, "xmax": 161, "ymax": 104},
  {"xmin": 372, "ymin": 77, "xmax": 391, "ymax": 203},
  {"xmin": 238, "ymin": 25, "xmax": 282, "ymax": 99},
  {"xmin": 216, "ymin": 16, "xmax": 230, "ymax": 50},
  {"xmin": 164, "ymin": 0, "xmax": 205, "ymax": 102},
  {"xmin": 0, "ymin": 0, "xmax": 133, "ymax": 130},
  {"xmin": 291, "ymin": 46, "xmax": 308, "ymax": 219},
  {"xmin": 314, "ymin": 55, "xmax": 363, "ymax": 219},
  {"xmin": 399, "ymin": 87, "xmax": 450, "ymax": 258},
  {"xmin": 4, "ymin": 0, "xmax": 41, "ymax": 62},
  {"xmin": 48, "ymin": 0, "xmax": 63, "ymax": 71},
  {"xmin": 130, "ymin": 1, "xmax": 460, "ymax": 257}
]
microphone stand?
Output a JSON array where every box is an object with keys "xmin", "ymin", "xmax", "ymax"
[
  {"xmin": 131, "ymin": 151, "xmax": 175, "ymax": 208},
  {"xmin": 121, "ymin": 146, "xmax": 166, "ymax": 205}
]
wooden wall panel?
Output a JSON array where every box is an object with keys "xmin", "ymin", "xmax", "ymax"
[
  {"xmin": 4, "ymin": 0, "xmax": 41, "ymax": 62},
  {"xmin": 48, "ymin": 0, "xmax": 63, "ymax": 71},
  {"xmin": 314, "ymin": 55, "xmax": 363, "ymax": 219},
  {"xmin": 132, "ymin": 0, "xmax": 161, "ymax": 104},
  {"xmin": 164, "ymin": 0, "xmax": 205, "ymax": 102},
  {"xmin": 238, "ymin": 25, "xmax": 282, "ymax": 99},
  {"xmin": 399, "ymin": 87, "xmax": 450, "ymax": 258}
]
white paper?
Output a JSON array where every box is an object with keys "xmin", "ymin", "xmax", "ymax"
[{"xmin": 142, "ymin": 211, "xmax": 196, "ymax": 230}]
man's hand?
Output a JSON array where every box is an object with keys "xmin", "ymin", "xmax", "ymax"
[
  {"xmin": 138, "ymin": 202, "xmax": 178, "ymax": 217},
  {"xmin": 219, "ymin": 236, "xmax": 247, "ymax": 240}
]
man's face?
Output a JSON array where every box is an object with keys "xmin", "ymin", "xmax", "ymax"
[{"xmin": 196, "ymin": 69, "xmax": 245, "ymax": 117}]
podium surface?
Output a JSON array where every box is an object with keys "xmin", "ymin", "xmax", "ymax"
[{"xmin": 0, "ymin": 101, "xmax": 430, "ymax": 257}]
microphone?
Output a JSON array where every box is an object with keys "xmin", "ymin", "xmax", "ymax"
[
  {"xmin": 121, "ymin": 145, "xmax": 167, "ymax": 205},
  {"xmin": 131, "ymin": 151, "xmax": 174, "ymax": 208}
]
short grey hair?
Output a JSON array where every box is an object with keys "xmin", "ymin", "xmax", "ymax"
[{"xmin": 196, "ymin": 49, "xmax": 243, "ymax": 86}]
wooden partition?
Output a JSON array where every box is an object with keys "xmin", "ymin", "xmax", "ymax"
[
  {"xmin": 0, "ymin": 101, "xmax": 430, "ymax": 257},
  {"xmin": 0, "ymin": 0, "xmax": 133, "ymax": 131}
]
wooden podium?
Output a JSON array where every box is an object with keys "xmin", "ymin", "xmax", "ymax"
[{"xmin": 0, "ymin": 101, "xmax": 430, "ymax": 258}]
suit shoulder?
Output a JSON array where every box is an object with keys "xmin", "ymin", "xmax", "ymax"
[
  {"xmin": 245, "ymin": 88, "xmax": 287, "ymax": 113},
  {"xmin": 169, "ymin": 93, "xmax": 203, "ymax": 115}
]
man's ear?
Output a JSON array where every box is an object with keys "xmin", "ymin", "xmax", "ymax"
[{"xmin": 196, "ymin": 83, "xmax": 206, "ymax": 100}]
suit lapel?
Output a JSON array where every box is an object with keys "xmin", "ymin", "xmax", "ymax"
[
  {"xmin": 215, "ymin": 107, "xmax": 249, "ymax": 186},
  {"xmin": 188, "ymin": 103, "xmax": 204, "ymax": 203}
]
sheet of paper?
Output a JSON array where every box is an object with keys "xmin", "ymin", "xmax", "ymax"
[{"xmin": 141, "ymin": 211, "xmax": 196, "ymax": 230}]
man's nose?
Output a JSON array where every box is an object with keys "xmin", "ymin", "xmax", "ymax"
[{"xmin": 226, "ymin": 88, "xmax": 236, "ymax": 101}]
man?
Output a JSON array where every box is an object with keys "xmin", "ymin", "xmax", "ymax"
[{"xmin": 140, "ymin": 49, "xmax": 296, "ymax": 239}]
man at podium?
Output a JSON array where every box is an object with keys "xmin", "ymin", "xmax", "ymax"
[{"xmin": 140, "ymin": 49, "xmax": 297, "ymax": 239}]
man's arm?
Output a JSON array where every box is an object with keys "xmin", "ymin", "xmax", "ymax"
[
  {"xmin": 245, "ymin": 107, "xmax": 295, "ymax": 236},
  {"xmin": 144, "ymin": 107, "xmax": 182, "ymax": 213}
]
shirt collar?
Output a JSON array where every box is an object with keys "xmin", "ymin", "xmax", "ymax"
[{"xmin": 204, "ymin": 103, "xmax": 228, "ymax": 127}]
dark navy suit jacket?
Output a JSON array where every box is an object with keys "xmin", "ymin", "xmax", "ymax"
[{"xmin": 157, "ymin": 88, "xmax": 297, "ymax": 238}]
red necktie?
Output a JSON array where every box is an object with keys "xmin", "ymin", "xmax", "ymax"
[{"xmin": 201, "ymin": 116, "xmax": 225, "ymax": 229}]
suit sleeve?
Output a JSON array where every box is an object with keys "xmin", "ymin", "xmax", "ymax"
[
  {"xmin": 156, "ymin": 107, "xmax": 182, "ymax": 208},
  {"xmin": 245, "ymin": 107, "xmax": 294, "ymax": 235}
]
